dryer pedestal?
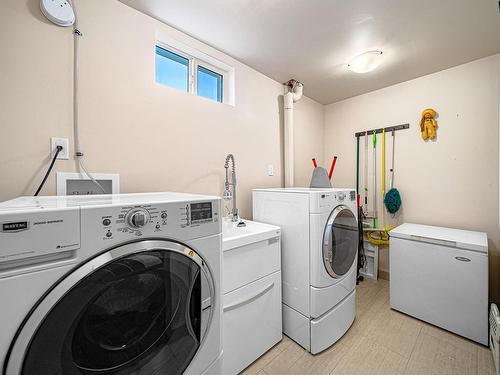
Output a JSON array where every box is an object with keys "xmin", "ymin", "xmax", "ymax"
[
  {"xmin": 311, "ymin": 290, "xmax": 356, "ymax": 354},
  {"xmin": 283, "ymin": 290, "xmax": 356, "ymax": 354}
]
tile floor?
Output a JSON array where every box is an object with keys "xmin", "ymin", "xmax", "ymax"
[{"xmin": 241, "ymin": 279, "xmax": 496, "ymax": 375}]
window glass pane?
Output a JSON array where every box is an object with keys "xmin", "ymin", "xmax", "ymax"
[
  {"xmin": 325, "ymin": 209, "xmax": 358, "ymax": 277},
  {"xmin": 197, "ymin": 66, "xmax": 223, "ymax": 103},
  {"xmin": 155, "ymin": 46, "xmax": 189, "ymax": 92}
]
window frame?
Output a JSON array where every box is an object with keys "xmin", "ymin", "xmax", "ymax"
[{"xmin": 155, "ymin": 39, "xmax": 234, "ymax": 105}]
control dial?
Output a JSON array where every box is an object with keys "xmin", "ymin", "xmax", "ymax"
[
  {"xmin": 126, "ymin": 209, "xmax": 150, "ymax": 228},
  {"xmin": 338, "ymin": 192, "xmax": 346, "ymax": 201}
]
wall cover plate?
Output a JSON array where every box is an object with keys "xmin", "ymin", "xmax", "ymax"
[{"xmin": 56, "ymin": 172, "xmax": 120, "ymax": 195}]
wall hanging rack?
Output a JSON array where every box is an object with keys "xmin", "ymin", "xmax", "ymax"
[{"xmin": 354, "ymin": 123, "xmax": 409, "ymax": 138}]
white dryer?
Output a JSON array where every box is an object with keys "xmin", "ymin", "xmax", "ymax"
[
  {"xmin": 253, "ymin": 188, "xmax": 358, "ymax": 354},
  {"xmin": 0, "ymin": 192, "xmax": 222, "ymax": 375}
]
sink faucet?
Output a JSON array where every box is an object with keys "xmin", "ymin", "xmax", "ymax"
[{"xmin": 223, "ymin": 154, "xmax": 239, "ymax": 222}]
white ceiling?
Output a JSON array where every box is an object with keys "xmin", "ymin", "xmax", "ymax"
[{"xmin": 119, "ymin": 0, "xmax": 500, "ymax": 104}]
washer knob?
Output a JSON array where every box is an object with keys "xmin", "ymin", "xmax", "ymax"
[
  {"xmin": 127, "ymin": 210, "xmax": 149, "ymax": 228},
  {"xmin": 338, "ymin": 192, "xmax": 346, "ymax": 201}
]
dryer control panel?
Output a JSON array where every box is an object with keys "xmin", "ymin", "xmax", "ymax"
[{"xmin": 309, "ymin": 189, "xmax": 357, "ymax": 214}]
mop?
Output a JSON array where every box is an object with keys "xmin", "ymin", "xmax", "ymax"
[
  {"xmin": 355, "ymin": 135, "xmax": 366, "ymax": 283},
  {"xmin": 381, "ymin": 129, "xmax": 385, "ymax": 229},
  {"xmin": 384, "ymin": 130, "xmax": 402, "ymax": 214},
  {"xmin": 364, "ymin": 131, "xmax": 368, "ymax": 215},
  {"xmin": 372, "ymin": 131, "xmax": 377, "ymax": 230},
  {"xmin": 356, "ymin": 136, "xmax": 360, "ymax": 207},
  {"xmin": 368, "ymin": 129, "xmax": 397, "ymax": 245},
  {"xmin": 365, "ymin": 129, "xmax": 386, "ymax": 245}
]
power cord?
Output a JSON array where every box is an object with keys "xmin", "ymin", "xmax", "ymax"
[
  {"xmin": 357, "ymin": 205, "xmax": 367, "ymax": 284},
  {"xmin": 34, "ymin": 146, "xmax": 63, "ymax": 196}
]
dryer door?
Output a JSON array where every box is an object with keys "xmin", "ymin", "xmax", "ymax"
[
  {"xmin": 5, "ymin": 240, "xmax": 215, "ymax": 375},
  {"xmin": 322, "ymin": 206, "xmax": 358, "ymax": 279}
]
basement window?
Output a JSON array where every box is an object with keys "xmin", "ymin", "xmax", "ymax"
[
  {"xmin": 197, "ymin": 66, "xmax": 223, "ymax": 102},
  {"xmin": 155, "ymin": 46, "xmax": 189, "ymax": 92},
  {"xmin": 155, "ymin": 43, "xmax": 232, "ymax": 104}
]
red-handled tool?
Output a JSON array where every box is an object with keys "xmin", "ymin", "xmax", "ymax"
[
  {"xmin": 312, "ymin": 158, "xmax": 318, "ymax": 168},
  {"xmin": 328, "ymin": 156, "xmax": 338, "ymax": 180}
]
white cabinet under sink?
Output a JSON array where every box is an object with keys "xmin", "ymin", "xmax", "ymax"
[{"xmin": 222, "ymin": 219, "xmax": 282, "ymax": 375}]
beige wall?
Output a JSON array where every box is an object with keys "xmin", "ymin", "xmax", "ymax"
[
  {"xmin": 292, "ymin": 96, "xmax": 325, "ymax": 187},
  {"xmin": 324, "ymin": 54, "xmax": 500, "ymax": 303},
  {"xmin": 0, "ymin": 0, "xmax": 324, "ymax": 219}
]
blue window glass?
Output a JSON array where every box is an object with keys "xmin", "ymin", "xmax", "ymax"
[
  {"xmin": 155, "ymin": 46, "xmax": 189, "ymax": 92},
  {"xmin": 197, "ymin": 66, "xmax": 223, "ymax": 103}
]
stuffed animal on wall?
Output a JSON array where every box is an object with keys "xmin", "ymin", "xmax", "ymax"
[{"xmin": 420, "ymin": 108, "xmax": 438, "ymax": 140}]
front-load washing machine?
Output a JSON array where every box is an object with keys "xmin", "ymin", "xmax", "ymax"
[
  {"xmin": 253, "ymin": 188, "xmax": 358, "ymax": 354},
  {"xmin": 0, "ymin": 192, "xmax": 222, "ymax": 375}
]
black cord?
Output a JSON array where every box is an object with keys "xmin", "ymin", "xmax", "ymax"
[
  {"xmin": 34, "ymin": 146, "xmax": 63, "ymax": 196},
  {"xmin": 357, "ymin": 205, "xmax": 367, "ymax": 284}
]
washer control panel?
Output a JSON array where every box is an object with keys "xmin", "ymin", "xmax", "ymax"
[{"xmin": 88, "ymin": 199, "xmax": 220, "ymax": 242}]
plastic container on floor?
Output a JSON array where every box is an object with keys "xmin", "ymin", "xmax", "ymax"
[{"xmin": 360, "ymin": 240, "xmax": 378, "ymax": 280}]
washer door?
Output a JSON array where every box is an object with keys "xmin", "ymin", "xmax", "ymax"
[
  {"xmin": 5, "ymin": 240, "xmax": 214, "ymax": 375},
  {"xmin": 322, "ymin": 206, "xmax": 358, "ymax": 279}
]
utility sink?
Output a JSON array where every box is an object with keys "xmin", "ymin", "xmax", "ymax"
[
  {"xmin": 221, "ymin": 217, "xmax": 283, "ymax": 375},
  {"xmin": 222, "ymin": 218, "xmax": 280, "ymax": 252}
]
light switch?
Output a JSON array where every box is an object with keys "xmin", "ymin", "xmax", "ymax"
[{"xmin": 267, "ymin": 165, "xmax": 274, "ymax": 176}]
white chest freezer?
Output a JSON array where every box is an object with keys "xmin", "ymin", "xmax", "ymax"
[{"xmin": 389, "ymin": 223, "xmax": 488, "ymax": 345}]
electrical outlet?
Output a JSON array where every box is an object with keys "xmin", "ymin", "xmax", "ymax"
[
  {"xmin": 50, "ymin": 137, "xmax": 69, "ymax": 160},
  {"xmin": 267, "ymin": 164, "xmax": 274, "ymax": 176}
]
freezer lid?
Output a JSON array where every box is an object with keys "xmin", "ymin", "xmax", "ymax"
[{"xmin": 389, "ymin": 223, "xmax": 488, "ymax": 253}]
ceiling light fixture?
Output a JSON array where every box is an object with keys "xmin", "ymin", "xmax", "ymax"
[{"xmin": 348, "ymin": 50, "xmax": 383, "ymax": 73}]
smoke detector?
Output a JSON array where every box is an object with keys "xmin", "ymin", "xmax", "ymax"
[{"xmin": 40, "ymin": 0, "xmax": 75, "ymax": 27}]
